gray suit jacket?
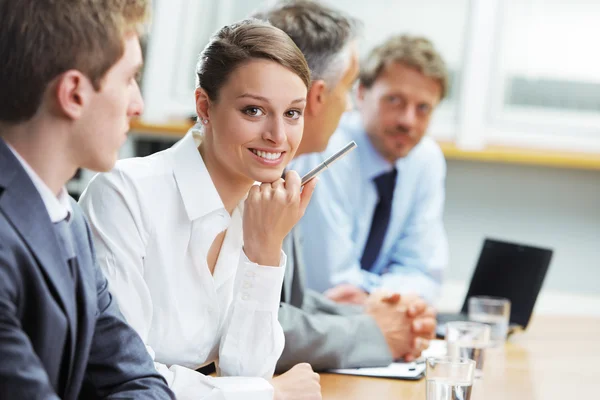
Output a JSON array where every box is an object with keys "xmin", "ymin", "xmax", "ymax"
[
  {"xmin": 0, "ymin": 138, "xmax": 174, "ymax": 399},
  {"xmin": 276, "ymin": 226, "xmax": 393, "ymax": 373}
]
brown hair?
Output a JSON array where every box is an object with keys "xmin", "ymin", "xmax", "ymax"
[
  {"xmin": 0, "ymin": 0, "xmax": 150, "ymax": 123},
  {"xmin": 196, "ymin": 19, "xmax": 311, "ymax": 102},
  {"xmin": 253, "ymin": 0, "xmax": 360, "ymax": 87},
  {"xmin": 360, "ymin": 34, "xmax": 449, "ymax": 99}
]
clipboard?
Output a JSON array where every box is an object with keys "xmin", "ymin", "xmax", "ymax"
[
  {"xmin": 329, "ymin": 361, "xmax": 425, "ymax": 380},
  {"xmin": 328, "ymin": 340, "xmax": 446, "ymax": 380}
]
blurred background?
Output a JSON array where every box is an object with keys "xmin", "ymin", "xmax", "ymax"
[{"xmin": 72, "ymin": 0, "xmax": 600, "ymax": 315}]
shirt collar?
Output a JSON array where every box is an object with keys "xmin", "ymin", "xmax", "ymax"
[
  {"xmin": 343, "ymin": 112, "xmax": 395, "ymax": 182},
  {"xmin": 171, "ymin": 129, "xmax": 226, "ymax": 221},
  {"xmin": 6, "ymin": 143, "xmax": 72, "ymax": 223}
]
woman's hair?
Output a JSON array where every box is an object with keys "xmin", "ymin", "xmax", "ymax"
[{"xmin": 196, "ymin": 19, "xmax": 311, "ymax": 102}]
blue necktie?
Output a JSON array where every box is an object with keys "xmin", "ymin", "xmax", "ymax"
[{"xmin": 360, "ymin": 168, "xmax": 397, "ymax": 271}]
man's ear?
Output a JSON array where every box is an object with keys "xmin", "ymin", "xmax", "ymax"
[
  {"xmin": 305, "ymin": 80, "xmax": 327, "ymax": 117},
  {"xmin": 195, "ymin": 87, "xmax": 211, "ymax": 121},
  {"xmin": 53, "ymin": 70, "xmax": 91, "ymax": 120}
]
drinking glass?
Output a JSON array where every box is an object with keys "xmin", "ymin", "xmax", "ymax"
[
  {"xmin": 468, "ymin": 296, "xmax": 511, "ymax": 346},
  {"xmin": 446, "ymin": 321, "xmax": 491, "ymax": 378},
  {"xmin": 426, "ymin": 356, "xmax": 476, "ymax": 400}
]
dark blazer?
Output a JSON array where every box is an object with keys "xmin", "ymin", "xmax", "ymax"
[
  {"xmin": 276, "ymin": 227, "xmax": 393, "ymax": 373},
  {"xmin": 0, "ymin": 138, "xmax": 174, "ymax": 399}
]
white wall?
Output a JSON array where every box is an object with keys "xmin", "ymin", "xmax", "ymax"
[{"xmin": 438, "ymin": 159, "xmax": 600, "ymax": 314}]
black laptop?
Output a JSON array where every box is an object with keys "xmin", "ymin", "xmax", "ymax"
[{"xmin": 436, "ymin": 238, "xmax": 553, "ymax": 338}]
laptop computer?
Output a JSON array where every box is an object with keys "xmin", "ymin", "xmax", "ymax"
[{"xmin": 436, "ymin": 238, "xmax": 553, "ymax": 338}]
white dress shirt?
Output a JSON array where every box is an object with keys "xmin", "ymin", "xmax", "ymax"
[
  {"xmin": 7, "ymin": 143, "xmax": 72, "ymax": 222},
  {"xmin": 79, "ymin": 131, "xmax": 286, "ymax": 400}
]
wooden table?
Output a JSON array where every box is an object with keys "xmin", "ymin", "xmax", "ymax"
[{"xmin": 320, "ymin": 316, "xmax": 600, "ymax": 399}]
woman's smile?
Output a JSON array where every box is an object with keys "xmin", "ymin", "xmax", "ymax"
[{"xmin": 249, "ymin": 147, "xmax": 285, "ymax": 166}]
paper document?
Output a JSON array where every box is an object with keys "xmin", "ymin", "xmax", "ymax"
[
  {"xmin": 328, "ymin": 340, "xmax": 447, "ymax": 380},
  {"xmin": 330, "ymin": 361, "xmax": 426, "ymax": 380}
]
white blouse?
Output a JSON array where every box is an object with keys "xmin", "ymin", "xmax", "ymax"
[{"xmin": 79, "ymin": 131, "xmax": 286, "ymax": 400}]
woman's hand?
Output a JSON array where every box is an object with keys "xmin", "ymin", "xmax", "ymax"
[
  {"xmin": 271, "ymin": 363, "xmax": 322, "ymax": 400},
  {"xmin": 243, "ymin": 170, "xmax": 317, "ymax": 266}
]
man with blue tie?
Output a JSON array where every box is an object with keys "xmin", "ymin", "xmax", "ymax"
[
  {"xmin": 0, "ymin": 1, "xmax": 174, "ymax": 398},
  {"xmin": 297, "ymin": 34, "xmax": 449, "ymax": 306}
]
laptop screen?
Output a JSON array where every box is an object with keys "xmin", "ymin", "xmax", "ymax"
[{"xmin": 460, "ymin": 238, "xmax": 553, "ymax": 328}]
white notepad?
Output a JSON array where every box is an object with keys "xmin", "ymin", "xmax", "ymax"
[{"xmin": 328, "ymin": 340, "xmax": 447, "ymax": 380}]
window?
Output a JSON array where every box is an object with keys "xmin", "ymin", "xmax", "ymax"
[
  {"xmin": 332, "ymin": 0, "xmax": 470, "ymax": 141},
  {"xmin": 487, "ymin": 0, "xmax": 600, "ymax": 150},
  {"xmin": 139, "ymin": 0, "xmax": 600, "ymax": 153},
  {"xmin": 141, "ymin": 0, "xmax": 278, "ymax": 122}
]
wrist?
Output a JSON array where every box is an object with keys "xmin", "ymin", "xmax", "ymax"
[
  {"xmin": 244, "ymin": 241, "xmax": 282, "ymax": 266},
  {"xmin": 270, "ymin": 377, "xmax": 283, "ymax": 400}
]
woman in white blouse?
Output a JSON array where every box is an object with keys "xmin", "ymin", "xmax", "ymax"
[{"xmin": 79, "ymin": 20, "xmax": 320, "ymax": 400}]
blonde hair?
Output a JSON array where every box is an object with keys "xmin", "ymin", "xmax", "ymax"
[
  {"xmin": 0, "ymin": 0, "xmax": 151, "ymax": 122},
  {"xmin": 360, "ymin": 34, "xmax": 449, "ymax": 99}
]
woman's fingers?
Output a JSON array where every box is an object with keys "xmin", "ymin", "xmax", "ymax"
[{"xmin": 299, "ymin": 177, "xmax": 318, "ymax": 213}]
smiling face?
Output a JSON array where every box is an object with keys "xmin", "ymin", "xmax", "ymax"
[
  {"xmin": 198, "ymin": 58, "xmax": 307, "ymax": 184},
  {"xmin": 358, "ymin": 62, "xmax": 442, "ymax": 162}
]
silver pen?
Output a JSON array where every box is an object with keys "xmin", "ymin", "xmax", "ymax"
[{"xmin": 300, "ymin": 141, "xmax": 357, "ymax": 185}]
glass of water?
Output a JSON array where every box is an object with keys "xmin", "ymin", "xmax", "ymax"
[
  {"xmin": 426, "ymin": 357, "xmax": 476, "ymax": 400},
  {"xmin": 446, "ymin": 321, "xmax": 491, "ymax": 378},
  {"xmin": 468, "ymin": 296, "xmax": 511, "ymax": 346}
]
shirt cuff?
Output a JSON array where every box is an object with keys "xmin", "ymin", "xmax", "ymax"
[
  {"xmin": 236, "ymin": 250, "xmax": 286, "ymax": 312},
  {"xmin": 161, "ymin": 363, "xmax": 274, "ymax": 400},
  {"xmin": 359, "ymin": 269, "xmax": 382, "ymax": 293},
  {"xmin": 379, "ymin": 270, "xmax": 441, "ymax": 304},
  {"xmin": 211, "ymin": 376, "xmax": 274, "ymax": 400}
]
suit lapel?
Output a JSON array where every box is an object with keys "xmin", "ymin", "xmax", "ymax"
[
  {"xmin": 0, "ymin": 139, "xmax": 78, "ymax": 358},
  {"xmin": 282, "ymin": 232, "xmax": 295, "ymax": 304},
  {"xmin": 290, "ymin": 226, "xmax": 306, "ymax": 307},
  {"xmin": 62, "ymin": 201, "xmax": 97, "ymax": 399},
  {"xmin": 281, "ymin": 226, "xmax": 306, "ymax": 307}
]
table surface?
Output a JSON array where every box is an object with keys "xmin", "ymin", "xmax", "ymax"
[{"xmin": 319, "ymin": 316, "xmax": 600, "ymax": 399}]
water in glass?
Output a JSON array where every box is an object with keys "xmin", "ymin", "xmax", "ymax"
[
  {"xmin": 469, "ymin": 312, "xmax": 509, "ymax": 346},
  {"xmin": 427, "ymin": 378, "xmax": 473, "ymax": 400}
]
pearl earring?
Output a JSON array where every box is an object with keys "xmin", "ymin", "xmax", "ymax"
[{"xmin": 203, "ymin": 119, "xmax": 208, "ymax": 125}]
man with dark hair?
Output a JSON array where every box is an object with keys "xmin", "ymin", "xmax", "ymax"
[
  {"xmin": 0, "ymin": 1, "xmax": 174, "ymax": 398},
  {"xmin": 299, "ymin": 34, "xmax": 449, "ymax": 306},
  {"xmin": 255, "ymin": 0, "xmax": 436, "ymax": 373}
]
